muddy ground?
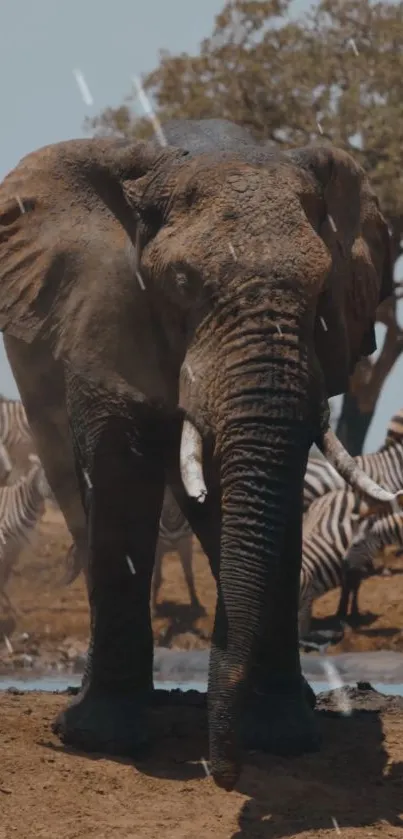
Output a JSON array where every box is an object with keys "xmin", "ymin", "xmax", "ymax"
[
  {"xmin": 1, "ymin": 506, "xmax": 403, "ymax": 671},
  {"xmin": 0, "ymin": 684, "xmax": 403, "ymax": 838}
]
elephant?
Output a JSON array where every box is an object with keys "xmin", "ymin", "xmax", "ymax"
[{"xmin": 0, "ymin": 117, "xmax": 400, "ymax": 791}]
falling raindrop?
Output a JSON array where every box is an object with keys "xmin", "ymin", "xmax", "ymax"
[
  {"xmin": 73, "ymin": 68, "xmax": 94, "ymax": 106},
  {"xmin": 126, "ymin": 555, "xmax": 136, "ymax": 575},
  {"xmin": 132, "ymin": 76, "xmax": 167, "ymax": 146}
]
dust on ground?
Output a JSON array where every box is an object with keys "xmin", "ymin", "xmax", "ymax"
[
  {"xmin": 0, "ymin": 684, "xmax": 403, "ymax": 838},
  {"xmin": 1, "ymin": 506, "xmax": 403, "ymax": 670}
]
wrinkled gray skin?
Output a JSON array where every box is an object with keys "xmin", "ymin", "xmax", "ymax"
[{"xmin": 0, "ymin": 119, "xmax": 393, "ymax": 790}]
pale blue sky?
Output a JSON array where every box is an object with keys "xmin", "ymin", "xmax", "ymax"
[{"xmin": 0, "ymin": 0, "xmax": 401, "ymax": 450}]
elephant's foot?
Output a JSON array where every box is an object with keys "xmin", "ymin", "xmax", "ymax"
[
  {"xmin": 242, "ymin": 676, "xmax": 320, "ymax": 755},
  {"xmin": 52, "ymin": 688, "xmax": 149, "ymax": 757}
]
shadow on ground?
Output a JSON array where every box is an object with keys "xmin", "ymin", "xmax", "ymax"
[
  {"xmin": 153, "ymin": 600, "xmax": 208, "ymax": 646},
  {"xmin": 41, "ymin": 685, "xmax": 403, "ymax": 838}
]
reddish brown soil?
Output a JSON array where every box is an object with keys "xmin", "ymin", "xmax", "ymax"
[
  {"xmin": 2, "ymin": 513, "xmax": 403, "ymax": 837},
  {"xmin": 0, "ymin": 686, "xmax": 403, "ymax": 838},
  {"xmin": 1, "ymin": 507, "xmax": 403, "ymax": 670}
]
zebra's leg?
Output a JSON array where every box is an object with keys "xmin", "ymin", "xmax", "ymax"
[
  {"xmin": 151, "ymin": 539, "xmax": 164, "ymax": 612},
  {"xmin": 335, "ymin": 570, "xmax": 350, "ymax": 621},
  {"xmin": 349, "ymin": 567, "xmax": 366, "ymax": 622},
  {"xmin": 337, "ymin": 566, "xmax": 362, "ymax": 623},
  {"xmin": 53, "ymin": 371, "xmax": 165, "ymax": 757},
  {"xmin": 177, "ymin": 533, "xmax": 205, "ymax": 614}
]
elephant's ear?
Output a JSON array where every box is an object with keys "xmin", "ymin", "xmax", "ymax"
[
  {"xmin": 0, "ymin": 138, "xmax": 183, "ymax": 348},
  {"xmin": 289, "ymin": 144, "xmax": 393, "ymax": 396}
]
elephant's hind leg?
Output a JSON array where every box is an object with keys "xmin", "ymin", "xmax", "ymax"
[{"xmin": 53, "ymin": 373, "xmax": 165, "ymax": 757}]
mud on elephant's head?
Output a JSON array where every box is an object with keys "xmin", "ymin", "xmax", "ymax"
[
  {"xmin": 126, "ymin": 140, "xmax": 393, "ymax": 404},
  {"xmin": 0, "ymin": 128, "xmax": 397, "ymax": 791}
]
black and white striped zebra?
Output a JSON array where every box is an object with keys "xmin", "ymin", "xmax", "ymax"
[
  {"xmin": 299, "ymin": 488, "xmax": 361, "ymax": 636},
  {"xmin": 335, "ymin": 512, "xmax": 403, "ymax": 622},
  {"xmin": 0, "ymin": 395, "xmax": 34, "ymax": 485},
  {"xmin": 303, "ymin": 407, "xmax": 403, "ymax": 511},
  {"xmin": 0, "ymin": 454, "xmax": 50, "ymax": 610},
  {"xmin": 0, "ymin": 440, "xmax": 12, "ymax": 485},
  {"xmin": 152, "ymin": 487, "xmax": 204, "ymax": 613},
  {"xmin": 0, "ymin": 395, "xmax": 32, "ymax": 449},
  {"xmin": 299, "ymin": 486, "xmax": 403, "ymax": 637}
]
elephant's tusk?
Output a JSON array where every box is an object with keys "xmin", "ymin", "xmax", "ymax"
[
  {"xmin": 180, "ymin": 420, "xmax": 207, "ymax": 503},
  {"xmin": 319, "ymin": 428, "xmax": 403, "ymax": 510}
]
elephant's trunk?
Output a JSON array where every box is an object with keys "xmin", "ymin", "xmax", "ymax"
[
  {"xmin": 205, "ymin": 322, "xmax": 311, "ymax": 789},
  {"xmin": 209, "ymin": 416, "xmax": 306, "ymax": 789}
]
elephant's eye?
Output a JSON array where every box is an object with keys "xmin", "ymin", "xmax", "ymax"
[{"xmin": 168, "ymin": 262, "xmax": 204, "ymax": 309}]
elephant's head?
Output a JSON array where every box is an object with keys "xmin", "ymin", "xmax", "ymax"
[{"xmin": 0, "ymin": 133, "xmax": 397, "ymax": 789}]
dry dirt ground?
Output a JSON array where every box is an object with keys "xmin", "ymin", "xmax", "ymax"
[
  {"xmin": 1, "ymin": 505, "xmax": 403, "ymax": 671},
  {"xmin": 0, "ymin": 685, "xmax": 403, "ymax": 838},
  {"xmin": 2, "ymin": 513, "xmax": 403, "ymax": 837}
]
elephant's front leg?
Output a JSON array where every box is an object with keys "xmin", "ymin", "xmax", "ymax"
[
  {"xmin": 242, "ymin": 456, "xmax": 319, "ymax": 754},
  {"xmin": 53, "ymin": 400, "xmax": 165, "ymax": 757}
]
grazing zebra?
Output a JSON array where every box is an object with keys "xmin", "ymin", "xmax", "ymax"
[
  {"xmin": 0, "ymin": 454, "xmax": 50, "ymax": 610},
  {"xmin": 303, "ymin": 407, "xmax": 403, "ymax": 511},
  {"xmin": 299, "ymin": 485, "xmax": 403, "ymax": 637},
  {"xmin": 152, "ymin": 487, "xmax": 203, "ymax": 613},
  {"xmin": 336, "ymin": 511, "xmax": 403, "ymax": 622}
]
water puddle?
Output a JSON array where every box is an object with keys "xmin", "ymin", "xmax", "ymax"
[
  {"xmin": 3, "ymin": 650, "xmax": 403, "ymax": 695},
  {"xmin": 1, "ymin": 675, "xmax": 403, "ymax": 697},
  {"xmin": 0, "ymin": 676, "xmax": 206, "ymax": 693}
]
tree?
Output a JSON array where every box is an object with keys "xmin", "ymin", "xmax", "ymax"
[{"xmin": 88, "ymin": 0, "xmax": 403, "ymax": 453}]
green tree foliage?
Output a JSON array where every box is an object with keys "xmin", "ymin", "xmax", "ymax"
[{"xmin": 88, "ymin": 0, "xmax": 403, "ymax": 452}]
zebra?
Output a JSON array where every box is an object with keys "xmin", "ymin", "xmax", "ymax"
[
  {"xmin": 0, "ymin": 395, "xmax": 32, "ymax": 449},
  {"xmin": 0, "ymin": 454, "xmax": 51, "ymax": 611},
  {"xmin": 0, "ymin": 395, "xmax": 34, "ymax": 485},
  {"xmin": 336, "ymin": 509, "xmax": 403, "ymax": 620},
  {"xmin": 303, "ymin": 407, "xmax": 403, "ymax": 512},
  {"xmin": 0, "ymin": 440, "xmax": 12, "ymax": 485},
  {"xmin": 152, "ymin": 487, "xmax": 204, "ymax": 614},
  {"xmin": 299, "ymin": 485, "xmax": 403, "ymax": 638}
]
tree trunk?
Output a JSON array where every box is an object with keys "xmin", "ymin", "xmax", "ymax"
[
  {"xmin": 336, "ymin": 294, "xmax": 403, "ymax": 455},
  {"xmin": 335, "ymin": 392, "xmax": 374, "ymax": 456}
]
